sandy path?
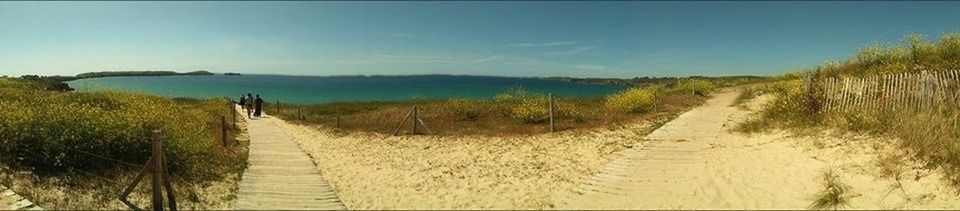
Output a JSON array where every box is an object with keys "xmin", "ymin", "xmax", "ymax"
[
  {"xmin": 269, "ymin": 112, "xmax": 671, "ymax": 209},
  {"xmin": 563, "ymin": 90, "xmax": 960, "ymax": 209},
  {"xmin": 236, "ymin": 111, "xmax": 345, "ymax": 210}
]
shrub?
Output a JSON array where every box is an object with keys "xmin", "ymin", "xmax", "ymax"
[
  {"xmin": 494, "ymin": 87, "xmax": 544, "ymax": 103},
  {"xmin": 445, "ymin": 98, "xmax": 484, "ymax": 121},
  {"xmin": 605, "ymin": 85, "xmax": 662, "ymax": 113},
  {"xmin": 730, "ymin": 86, "xmax": 757, "ymax": 108},
  {"xmin": 511, "ymin": 98, "xmax": 549, "ymax": 123},
  {"xmin": 675, "ymin": 78, "xmax": 716, "ymax": 96},
  {"xmin": 0, "ymin": 78, "xmax": 239, "ymax": 179}
]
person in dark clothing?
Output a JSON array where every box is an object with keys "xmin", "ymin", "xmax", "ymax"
[
  {"xmin": 239, "ymin": 93, "xmax": 246, "ymax": 108},
  {"xmin": 245, "ymin": 93, "xmax": 254, "ymax": 119},
  {"xmin": 254, "ymin": 95, "xmax": 264, "ymax": 117}
]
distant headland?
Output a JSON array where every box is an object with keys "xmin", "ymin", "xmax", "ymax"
[{"xmin": 16, "ymin": 70, "xmax": 217, "ymax": 91}]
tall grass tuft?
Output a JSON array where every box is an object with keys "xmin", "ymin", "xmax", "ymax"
[{"xmin": 809, "ymin": 168, "xmax": 856, "ymax": 210}]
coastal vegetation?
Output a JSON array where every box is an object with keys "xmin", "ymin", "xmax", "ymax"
[
  {"xmin": 737, "ymin": 33, "xmax": 960, "ymax": 188},
  {"xmin": 0, "ymin": 78, "xmax": 246, "ymax": 209},
  {"xmin": 267, "ymin": 77, "xmax": 753, "ymax": 136}
]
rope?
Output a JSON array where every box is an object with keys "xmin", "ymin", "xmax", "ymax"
[
  {"xmin": 15, "ymin": 149, "xmax": 118, "ymax": 184},
  {"xmin": 68, "ymin": 148, "xmax": 144, "ymax": 169}
]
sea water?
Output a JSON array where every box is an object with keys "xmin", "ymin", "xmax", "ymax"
[{"xmin": 69, "ymin": 74, "xmax": 623, "ymax": 104}]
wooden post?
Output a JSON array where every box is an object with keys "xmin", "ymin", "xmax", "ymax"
[
  {"xmin": 412, "ymin": 106, "xmax": 419, "ymax": 135},
  {"xmin": 220, "ymin": 115, "xmax": 227, "ymax": 147},
  {"xmin": 231, "ymin": 103, "xmax": 236, "ymax": 129},
  {"xmin": 151, "ymin": 130, "xmax": 164, "ymax": 211},
  {"xmin": 392, "ymin": 109, "xmax": 414, "ymax": 136},
  {"xmin": 276, "ymin": 100, "xmax": 281, "ymax": 115},
  {"xmin": 335, "ymin": 108, "xmax": 341, "ymax": 128},
  {"xmin": 548, "ymin": 94, "xmax": 555, "ymax": 133},
  {"xmin": 159, "ymin": 143, "xmax": 177, "ymax": 211},
  {"xmin": 298, "ymin": 105, "xmax": 303, "ymax": 120}
]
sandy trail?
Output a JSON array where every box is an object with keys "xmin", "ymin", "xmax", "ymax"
[{"xmin": 563, "ymin": 90, "xmax": 960, "ymax": 209}]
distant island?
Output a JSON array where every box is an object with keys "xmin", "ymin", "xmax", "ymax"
[
  {"xmin": 16, "ymin": 70, "xmax": 215, "ymax": 92},
  {"xmin": 73, "ymin": 70, "xmax": 214, "ymax": 80},
  {"xmin": 544, "ymin": 75, "xmax": 766, "ymax": 87}
]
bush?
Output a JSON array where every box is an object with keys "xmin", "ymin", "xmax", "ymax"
[
  {"xmin": 605, "ymin": 85, "xmax": 662, "ymax": 113},
  {"xmin": 511, "ymin": 98, "xmax": 549, "ymax": 123},
  {"xmin": 674, "ymin": 79, "xmax": 716, "ymax": 96},
  {"xmin": 445, "ymin": 98, "xmax": 484, "ymax": 121},
  {"xmin": 0, "ymin": 78, "xmax": 238, "ymax": 179},
  {"xmin": 494, "ymin": 87, "xmax": 544, "ymax": 103}
]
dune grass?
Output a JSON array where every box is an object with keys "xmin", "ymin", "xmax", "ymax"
[
  {"xmin": 267, "ymin": 80, "xmax": 721, "ymax": 136},
  {"xmin": 809, "ymin": 168, "xmax": 856, "ymax": 210},
  {"xmin": 0, "ymin": 78, "xmax": 247, "ymax": 209},
  {"xmin": 738, "ymin": 33, "xmax": 960, "ymax": 189}
]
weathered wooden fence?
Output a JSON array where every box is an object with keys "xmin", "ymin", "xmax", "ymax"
[{"xmin": 819, "ymin": 70, "xmax": 960, "ymax": 112}]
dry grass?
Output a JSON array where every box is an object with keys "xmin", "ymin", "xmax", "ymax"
[
  {"xmin": 738, "ymin": 33, "xmax": 960, "ymax": 191},
  {"xmin": 267, "ymin": 90, "xmax": 706, "ymax": 136},
  {"xmin": 809, "ymin": 168, "xmax": 856, "ymax": 210}
]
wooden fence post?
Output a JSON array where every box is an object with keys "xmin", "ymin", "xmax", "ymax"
[
  {"xmin": 231, "ymin": 103, "xmax": 236, "ymax": 129},
  {"xmin": 276, "ymin": 100, "xmax": 281, "ymax": 115},
  {"xmin": 548, "ymin": 94, "xmax": 555, "ymax": 133},
  {"xmin": 220, "ymin": 115, "xmax": 227, "ymax": 147},
  {"xmin": 336, "ymin": 108, "xmax": 341, "ymax": 128},
  {"xmin": 298, "ymin": 105, "xmax": 303, "ymax": 120},
  {"xmin": 412, "ymin": 106, "xmax": 419, "ymax": 134},
  {"xmin": 151, "ymin": 130, "xmax": 164, "ymax": 211}
]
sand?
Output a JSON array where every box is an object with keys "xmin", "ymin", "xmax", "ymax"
[
  {"xmin": 268, "ymin": 89, "xmax": 960, "ymax": 209},
  {"xmin": 271, "ymin": 115, "xmax": 665, "ymax": 209}
]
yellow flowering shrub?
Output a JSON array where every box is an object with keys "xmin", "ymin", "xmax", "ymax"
[
  {"xmin": 445, "ymin": 98, "xmax": 484, "ymax": 121},
  {"xmin": 605, "ymin": 85, "xmax": 662, "ymax": 113},
  {"xmin": 675, "ymin": 78, "xmax": 717, "ymax": 96},
  {"xmin": 0, "ymin": 78, "xmax": 239, "ymax": 179}
]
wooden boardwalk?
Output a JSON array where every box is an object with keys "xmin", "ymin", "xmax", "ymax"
[
  {"xmin": 561, "ymin": 90, "xmax": 740, "ymax": 209},
  {"xmin": 236, "ymin": 110, "xmax": 346, "ymax": 210}
]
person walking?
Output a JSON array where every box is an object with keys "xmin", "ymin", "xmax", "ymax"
[
  {"xmin": 239, "ymin": 93, "xmax": 247, "ymax": 110},
  {"xmin": 254, "ymin": 95, "xmax": 264, "ymax": 117},
  {"xmin": 245, "ymin": 93, "xmax": 254, "ymax": 119}
]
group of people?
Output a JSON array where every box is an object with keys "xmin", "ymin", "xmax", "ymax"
[{"xmin": 239, "ymin": 93, "xmax": 264, "ymax": 119}]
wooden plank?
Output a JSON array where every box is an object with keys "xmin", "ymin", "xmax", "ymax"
[{"xmin": 237, "ymin": 111, "xmax": 345, "ymax": 210}]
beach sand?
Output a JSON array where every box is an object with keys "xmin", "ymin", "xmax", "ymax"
[
  {"xmin": 271, "ymin": 90, "xmax": 960, "ymax": 209},
  {"xmin": 271, "ymin": 115, "xmax": 664, "ymax": 209}
]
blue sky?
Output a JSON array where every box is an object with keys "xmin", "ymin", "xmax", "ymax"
[{"xmin": 2, "ymin": 1, "xmax": 960, "ymax": 78}]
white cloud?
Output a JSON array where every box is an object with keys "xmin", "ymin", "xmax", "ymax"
[
  {"xmin": 575, "ymin": 64, "xmax": 607, "ymax": 71},
  {"xmin": 506, "ymin": 41, "xmax": 578, "ymax": 47},
  {"xmin": 545, "ymin": 45, "xmax": 601, "ymax": 55}
]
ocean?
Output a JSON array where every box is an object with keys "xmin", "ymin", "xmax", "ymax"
[{"xmin": 68, "ymin": 75, "xmax": 624, "ymax": 104}]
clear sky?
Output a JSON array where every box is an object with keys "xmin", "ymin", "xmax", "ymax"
[{"xmin": 2, "ymin": 1, "xmax": 960, "ymax": 78}]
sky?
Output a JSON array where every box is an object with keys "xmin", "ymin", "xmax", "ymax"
[{"xmin": 2, "ymin": 1, "xmax": 960, "ymax": 78}]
